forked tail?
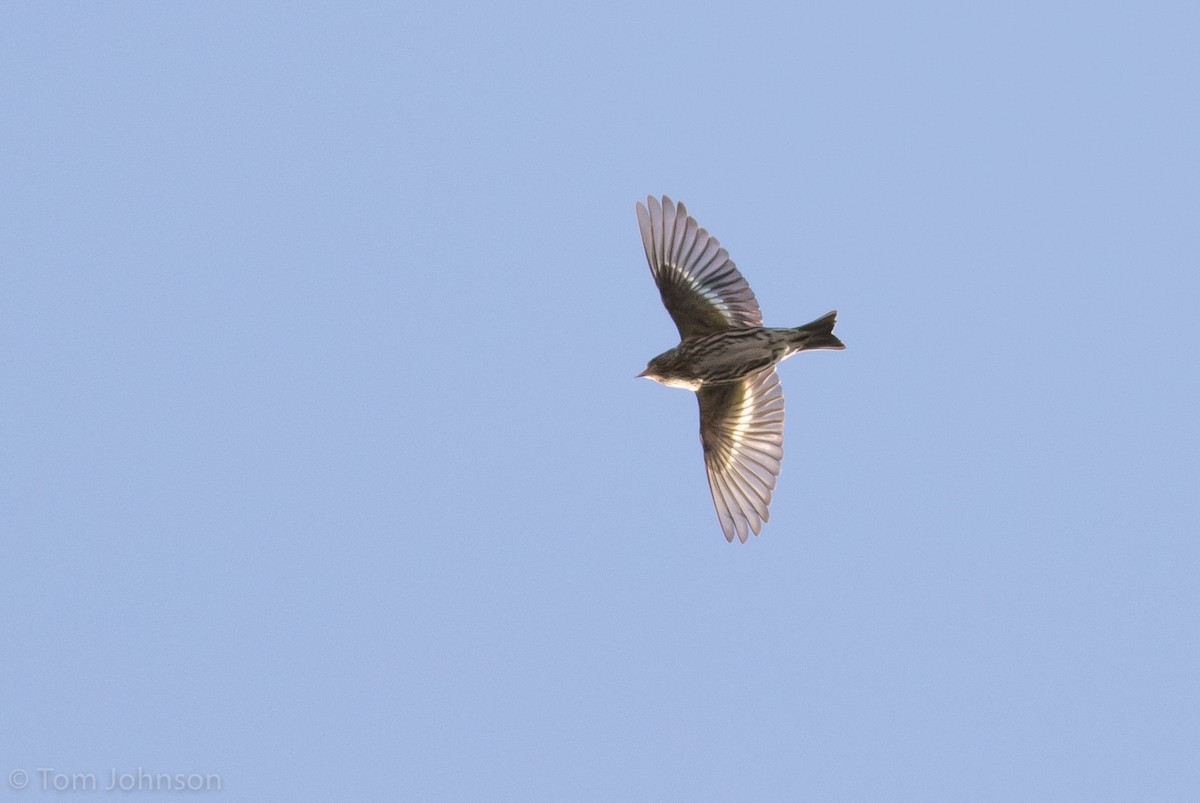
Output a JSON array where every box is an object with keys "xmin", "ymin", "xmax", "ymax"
[{"xmin": 789, "ymin": 310, "xmax": 845, "ymax": 351}]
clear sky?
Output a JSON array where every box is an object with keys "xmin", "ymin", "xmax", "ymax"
[{"xmin": 2, "ymin": 2, "xmax": 1198, "ymax": 800}]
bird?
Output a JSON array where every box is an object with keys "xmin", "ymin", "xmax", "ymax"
[{"xmin": 635, "ymin": 195, "xmax": 844, "ymax": 542}]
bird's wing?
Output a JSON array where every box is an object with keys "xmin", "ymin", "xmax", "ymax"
[
  {"xmin": 636, "ymin": 195, "xmax": 763, "ymax": 339},
  {"xmin": 697, "ymin": 368, "xmax": 785, "ymax": 542}
]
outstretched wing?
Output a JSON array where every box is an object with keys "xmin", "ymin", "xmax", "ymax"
[
  {"xmin": 636, "ymin": 195, "xmax": 763, "ymax": 339},
  {"xmin": 697, "ymin": 368, "xmax": 785, "ymax": 543}
]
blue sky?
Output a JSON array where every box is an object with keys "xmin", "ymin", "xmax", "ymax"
[{"xmin": 2, "ymin": 2, "xmax": 1198, "ymax": 800}]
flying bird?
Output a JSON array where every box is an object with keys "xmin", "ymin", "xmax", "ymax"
[{"xmin": 636, "ymin": 195, "xmax": 844, "ymax": 542}]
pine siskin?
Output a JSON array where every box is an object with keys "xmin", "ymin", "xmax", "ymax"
[{"xmin": 636, "ymin": 195, "xmax": 844, "ymax": 542}]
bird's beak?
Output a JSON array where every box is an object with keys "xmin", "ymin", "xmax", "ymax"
[{"xmin": 636, "ymin": 368, "xmax": 649, "ymax": 379}]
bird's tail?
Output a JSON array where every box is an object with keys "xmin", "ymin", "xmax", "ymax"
[{"xmin": 788, "ymin": 310, "xmax": 845, "ymax": 351}]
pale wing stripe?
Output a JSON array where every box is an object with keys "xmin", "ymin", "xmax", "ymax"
[
  {"xmin": 666, "ymin": 264, "xmax": 732, "ymax": 317},
  {"xmin": 638, "ymin": 196, "xmax": 764, "ymax": 334},
  {"xmin": 702, "ymin": 369, "xmax": 787, "ymax": 542}
]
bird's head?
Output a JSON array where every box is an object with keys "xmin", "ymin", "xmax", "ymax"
[{"xmin": 637, "ymin": 348, "xmax": 701, "ymax": 391}]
